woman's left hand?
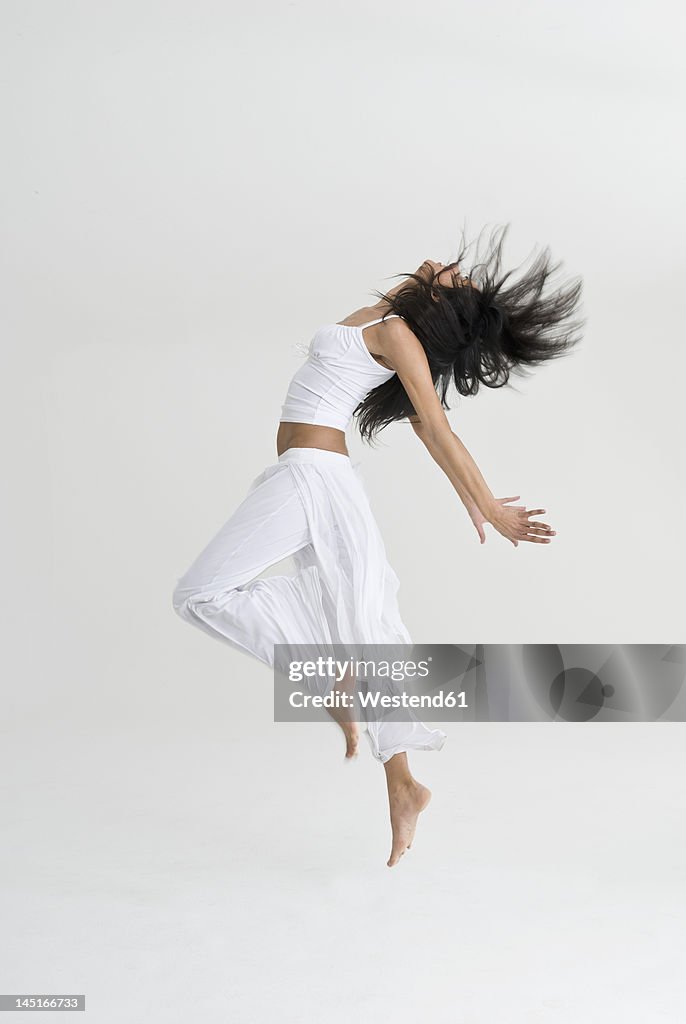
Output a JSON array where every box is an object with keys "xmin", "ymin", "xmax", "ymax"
[{"xmin": 466, "ymin": 495, "xmax": 526, "ymax": 545}]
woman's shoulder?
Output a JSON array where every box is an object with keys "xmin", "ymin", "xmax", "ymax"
[
  {"xmin": 332, "ymin": 302, "xmax": 419, "ymax": 373},
  {"xmin": 334, "ymin": 303, "xmax": 389, "ymax": 328},
  {"xmin": 336, "ymin": 299, "xmax": 418, "ymax": 329}
]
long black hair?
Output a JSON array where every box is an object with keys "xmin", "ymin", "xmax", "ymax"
[{"xmin": 353, "ymin": 223, "xmax": 586, "ymax": 445}]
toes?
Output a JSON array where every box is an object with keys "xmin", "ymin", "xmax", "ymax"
[{"xmin": 387, "ymin": 842, "xmax": 408, "ymax": 867}]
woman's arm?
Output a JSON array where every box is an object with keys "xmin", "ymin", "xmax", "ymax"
[
  {"xmin": 387, "ymin": 321, "xmax": 554, "ymax": 546},
  {"xmin": 385, "ymin": 320, "xmax": 496, "ymax": 517},
  {"xmin": 413, "ymin": 420, "xmax": 497, "ymax": 519}
]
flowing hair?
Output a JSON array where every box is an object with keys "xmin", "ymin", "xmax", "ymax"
[{"xmin": 353, "ymin": 223, "xmax": 586, "ymax": 445}]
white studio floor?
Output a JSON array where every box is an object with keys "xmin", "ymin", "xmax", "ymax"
[{"xmin": 2, "ymin": 684, "xmax": 685, "ymax": 1024}]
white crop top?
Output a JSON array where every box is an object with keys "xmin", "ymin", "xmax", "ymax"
[{"xmin": 280, "ymin": 315, "xmax": 400, "ymax": 432}]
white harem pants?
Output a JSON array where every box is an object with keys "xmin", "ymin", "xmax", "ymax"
[{"xmin": 172, "ymin": 446, "xmax": 446, "ymax": 763}]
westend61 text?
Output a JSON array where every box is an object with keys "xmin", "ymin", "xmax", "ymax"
[{"xmin": 288, "ymin": 690, "xmax": 468, "ymax": 709}]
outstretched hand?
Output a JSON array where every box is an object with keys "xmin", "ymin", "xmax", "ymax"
[{"xmin": 467, "ymin": 496, "xmax": 556, "ymax": 547}]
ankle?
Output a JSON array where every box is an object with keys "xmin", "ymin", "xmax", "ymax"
[{"xmin": 385, "ymin": 772, "xmax": 417, "ymax": 794}]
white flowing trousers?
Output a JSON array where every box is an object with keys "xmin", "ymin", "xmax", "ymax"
[{"xmin": 172, "ymin": 446, "xmax": 446, "ymax": 764}]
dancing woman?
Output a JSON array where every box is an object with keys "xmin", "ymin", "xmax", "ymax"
[{"xmin": 172, "ymin": 225, "xmax": 584, "ymax": 867}]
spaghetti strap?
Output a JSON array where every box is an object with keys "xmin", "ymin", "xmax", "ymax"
[{"xmin": 357, "ymin": 314, "xmax": 402, "ymax": 330}]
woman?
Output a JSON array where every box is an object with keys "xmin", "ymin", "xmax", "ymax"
[{"xmin": 172, "ymin": 225, "xmax": 584, "ymax": 867}]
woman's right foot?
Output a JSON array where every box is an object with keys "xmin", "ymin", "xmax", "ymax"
[{"xmin": 386, "ymin": 779, "xmax": 432, "ymax": 867}]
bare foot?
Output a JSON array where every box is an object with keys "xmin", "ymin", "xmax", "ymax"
[
  {"xmin": 324, "ymin": 665, "xmax": 360, "ymax": 760},
  {"xmin": 387, "ymin": 779, "xmax": 432, "ymax": 867},
  {"xmin": 340, "ymin": 719, "xmax": 359, "ymax": 759},
  {"xmin": 323, "ymin": 704, "xmax": 359, "ymax": 758}
]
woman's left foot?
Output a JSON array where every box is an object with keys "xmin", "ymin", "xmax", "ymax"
[
  {"xmin": 324, "ymin": 706, "xmax": 360, "ymax": 758},
  {"xmin": 324, "ymin": 669, "xmax": 360, "ymax": 759},
  {"xmin": 341, "ymin": 720, "xmax": 359, "ymax": 759}
]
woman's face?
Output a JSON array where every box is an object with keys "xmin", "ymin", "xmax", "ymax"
[{"xmin": 425, "ymin": 260, "xmax": 478, "ymax": 292}]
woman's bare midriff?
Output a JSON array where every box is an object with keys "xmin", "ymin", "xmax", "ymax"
[
  {"xmin": 276, "ymin": 302, "xmax": 395, "ymax": 458},
  {"xmin": 276, "ymin": 422, "xmax": 349, "ymax": 458}
]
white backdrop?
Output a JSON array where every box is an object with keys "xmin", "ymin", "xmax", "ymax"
[{"xmin": 2, "ymin": 1, "xmax": 685, "ymax": 1021}]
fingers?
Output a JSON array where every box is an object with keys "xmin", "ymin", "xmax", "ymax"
[
  {"xmin": 524, "ymin": 508, "xmax": 547, "ymax": 517},
  {"xmin": 515, "ymin": 508, "xmax": 556, "ymax": 540},
  {"xmin": 512, "ymin": 507, "xmax": 548, "ymax": 519},
  {"xmin": 493, "ymin": 504, "xmax": 558, "ymax": 546},
  {"xmin": 518, "ymin": 527, "xmax": 555, "ymax": 542},
  {"xmin": 508, "ymin": 531, "xmax": 553, "ymax": 544},
  {"xmin": 506, "ymin": 522, "xmax": 558, "ymax": 544}
]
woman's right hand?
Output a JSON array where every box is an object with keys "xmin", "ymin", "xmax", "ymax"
[{"xmin": 486, "ymin": 496, "xmax": 556, "ymax": 547}]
